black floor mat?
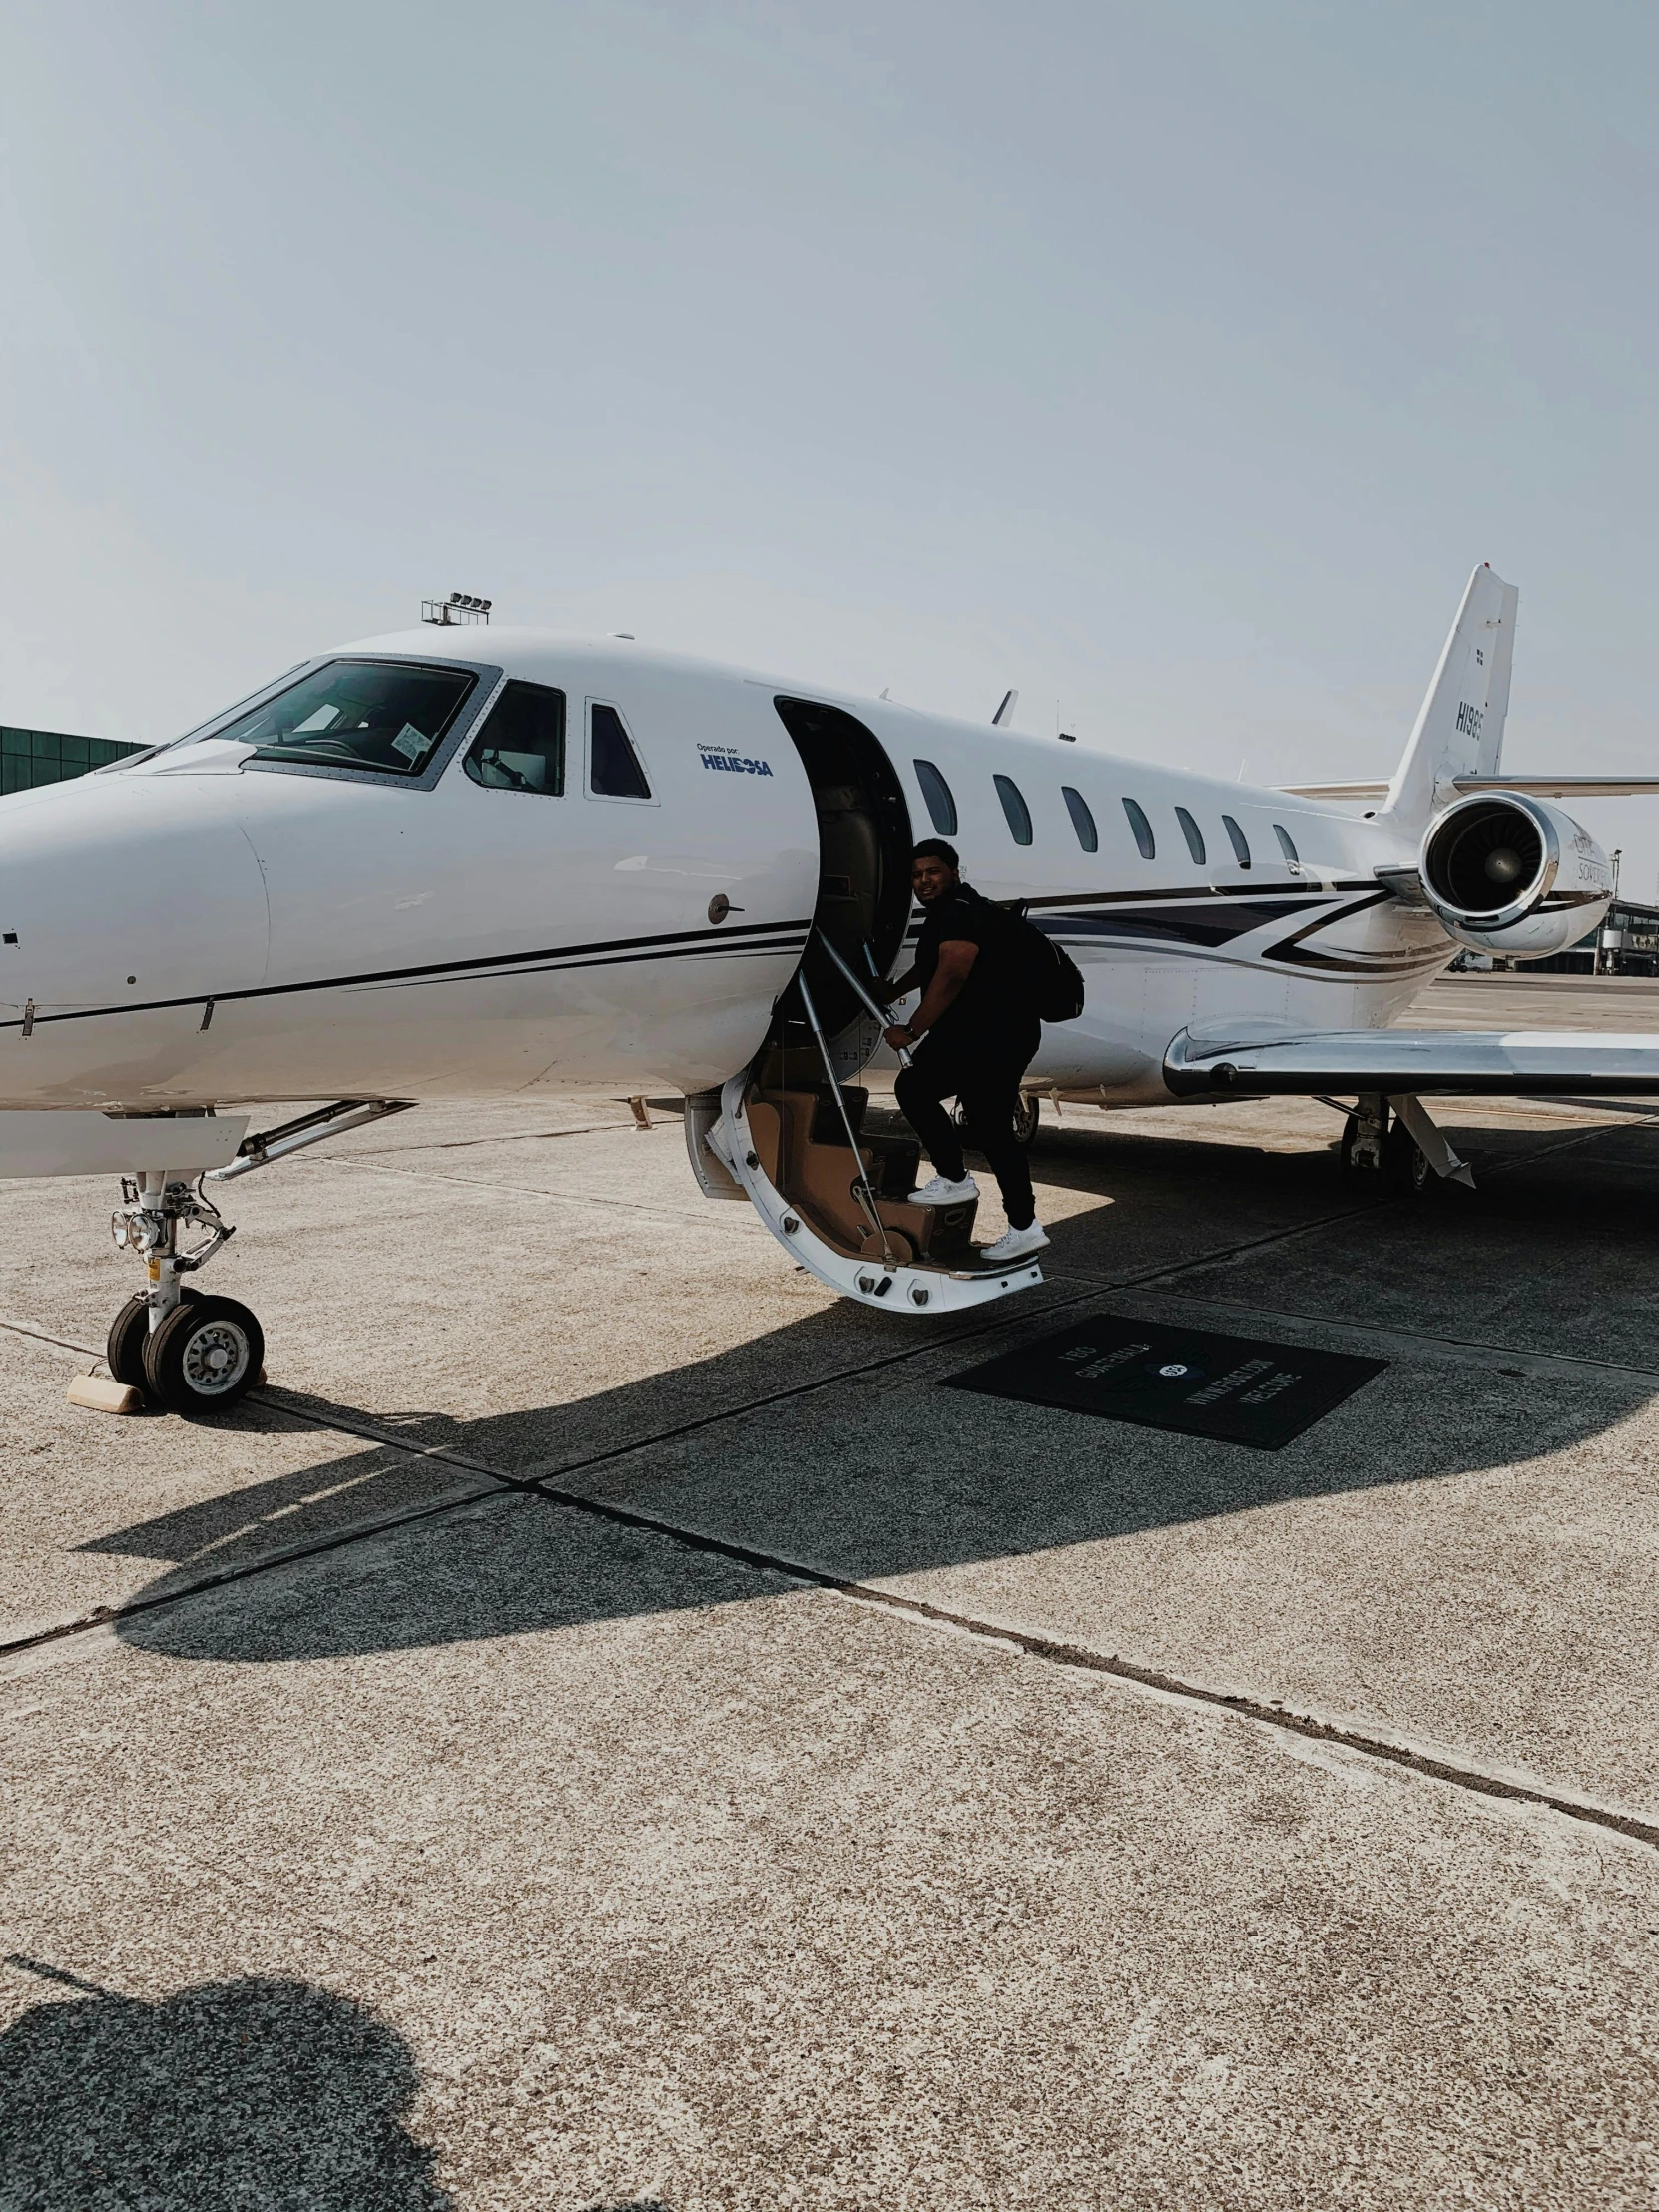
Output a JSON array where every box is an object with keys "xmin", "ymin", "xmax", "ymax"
[{"xmin": 943, "ymin": 1311, "xmax": 1385, "ymax": 1448}]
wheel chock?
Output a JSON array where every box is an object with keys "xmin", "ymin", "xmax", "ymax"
[{"xmin": 66, "ymin": 1373, "xmax": 143, "ymax": 1415}]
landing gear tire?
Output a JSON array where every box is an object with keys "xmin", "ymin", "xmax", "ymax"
[
  {"xmin": 1384, "ymin": 1120, "xmax": 1436, "ymax": 1198},
  {"xmin": 106, "ymin": 1284, "xmax": 201, "ymax": 1393},
  {"xmin": 953, "ymin": 1094, "xmax": 1041, "ymax": 1150},
  {"xmin": 106, "ymin": 1294, "xmax": 152, "ymax": 1392},
  {"xmin": 141, "ymin": 1294, "xmax": 264, "ymax": 1416}
]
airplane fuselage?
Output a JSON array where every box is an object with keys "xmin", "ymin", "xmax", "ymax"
[{"xmin": 0, "ymin": 627, "xmax": 1457, "ymax": 1115}]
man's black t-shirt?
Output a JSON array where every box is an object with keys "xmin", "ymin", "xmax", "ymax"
[{"xmin": 912, "ymin": 882, "xmax": 1033, "ymax": 1049}]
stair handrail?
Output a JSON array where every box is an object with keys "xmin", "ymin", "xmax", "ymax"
[
  {"xmin": 795, "ymin": 970, "xmax": 895, "ymax": 1267},
  {"xmin": 814, "ymin": 932, "xmax": 914, "ymax": 1069}
]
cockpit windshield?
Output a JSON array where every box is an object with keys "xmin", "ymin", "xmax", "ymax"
[{"xmin": 218, "ymin": 660, "xmax": 478, "ymax": 776}]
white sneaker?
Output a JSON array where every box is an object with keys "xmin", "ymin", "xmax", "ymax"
[
  {"xmin": 978, "ymin": 1221, "xmax": 1049, "ymax": 1264},
  {"xmin": 907, "ymin": 1173, "xmax": 978, "ymax": 1205}
]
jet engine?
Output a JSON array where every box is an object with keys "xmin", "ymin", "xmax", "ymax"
[{"xmin": 1418, "ymin": 793, "xmax": 1613, "ymax": 959}]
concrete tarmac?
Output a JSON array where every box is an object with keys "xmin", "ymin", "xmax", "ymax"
[{"xmin": 3, "ymin": 976, "xmax": 1659, "ymax": 2208}]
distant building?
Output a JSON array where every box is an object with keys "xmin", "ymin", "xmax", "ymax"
[
  {"xmin": 1, "ymin": 725, "xmax": 147, "ymax": 794},
  {"xmin": 1524, "ymin": 898, "xmax": 1659, "ymax": 978}
]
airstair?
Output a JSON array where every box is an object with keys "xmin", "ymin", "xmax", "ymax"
[{"xmin": 688, "ymin": 936, "xmax": 1044, "ymax": 1314}]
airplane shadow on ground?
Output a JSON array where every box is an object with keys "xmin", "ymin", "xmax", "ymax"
[
  {"xmin": 79, "ymin": 1112, "xmax": 1659, "ymax": 1667},
  {"xmin": 0, "ymin": 1968, "xmax": 451, "ymax": 2210}
]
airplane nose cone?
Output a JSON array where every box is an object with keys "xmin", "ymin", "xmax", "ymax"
[{"xmin": 0, "ymin": 774, "xmax": 269, "ymax": 1105}]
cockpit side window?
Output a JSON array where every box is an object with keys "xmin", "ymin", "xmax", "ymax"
[
  {"xmin": 230, "ymin": 660, "xmax": 478, "ymax": 777},
  {"xmin": 463, "ymin": 681, "xmax": 565, "ymax": 794},
  {"xmin": 589, "ymin": 701, "xmax": 653, "ymax": 800}
]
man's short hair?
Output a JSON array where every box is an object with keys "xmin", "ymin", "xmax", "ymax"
[{"xmin": 912, "ymin": 837, "xmax": 960, "ymax": 870}]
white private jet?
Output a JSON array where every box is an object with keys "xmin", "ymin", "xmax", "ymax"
[{"xmin": 3, "ymin": 564, "xmax": 1654, "ymax": 1414}]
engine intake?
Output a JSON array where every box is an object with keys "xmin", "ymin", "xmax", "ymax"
[
  {"xmin": 1429, "ymin": 800, "xmax": 1545, "ymax": 911},
  {"xmin": 1418, "ymin": 793, "xmax": 1612, "ymax": 959}
]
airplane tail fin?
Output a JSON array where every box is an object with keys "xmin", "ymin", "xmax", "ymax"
[{"xmin": 1381, "ymin": 564, "xmax": 1518, "ymax": 830}]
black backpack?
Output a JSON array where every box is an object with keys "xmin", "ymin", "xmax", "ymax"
[{"xmin": 998, "ymin": 901, "xmax": 1086, "ymax": 1023}]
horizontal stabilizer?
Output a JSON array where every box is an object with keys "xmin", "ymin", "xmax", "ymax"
[
  {"xmin": 1278, "ymin": 781, "xmax": 1390, "ymax": 802},
  {"xmin": 1282, "ymin": 774, "xmax": 1659, "ymax": 805},
  {"xmin": 1448, "ymin": 775, "xmax": 1659, "ymax": 800},
  {"xmin": 1166, "ymin": 1028, "xmax": 1659, "ymax": 1099}
]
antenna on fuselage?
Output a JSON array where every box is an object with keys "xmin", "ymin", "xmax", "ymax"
[
  {"xmin": 992, "ymin": 689, "xmax": 1018, "ymax": 727},
  {"xmin": 421, "ymin": 592, "xmax": 493, "ymax": 627}
]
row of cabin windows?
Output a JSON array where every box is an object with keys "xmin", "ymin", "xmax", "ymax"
[{"xmin": 914, "ymin": 757, "xmax": 1301, "ymax": 872}]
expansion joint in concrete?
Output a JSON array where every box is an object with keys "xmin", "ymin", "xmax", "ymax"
[{"xmin": 8, "ymin": 1181, "xmax": 1647, "ymax": 1854}]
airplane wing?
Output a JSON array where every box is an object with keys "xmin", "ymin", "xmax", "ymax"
[
  {"xmin": 1280, "ymin": 776, "xmax": 1659, "ymax": 801},
  {"xmin": 1164, "ymin": 1027, "xmax": 1659, "ymax": 1098}
]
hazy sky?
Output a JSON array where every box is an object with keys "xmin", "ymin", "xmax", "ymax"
[{"xmin": 4, "ymin": 2, "xmax": 1658, "ymax": 888}]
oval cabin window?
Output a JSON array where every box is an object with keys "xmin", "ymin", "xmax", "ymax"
[
  {"xmin": 994, "ymin": 774, "xmax": 1034, "ymax": 846},
  {"xmin": 1175, "ymin": 806, "xmax": 1206, "ymax": 864},
  {"xmin": 1062, "ymin": 786, "xmax": 1098, "ymax": 853},
  {"xmin": 1122, "ymin": 796, "xmax": 1156, "ymax": 860},
  {"xmin": 914, "ymin": 759, "xmax": 958, "ymax": 836},
  {"xmin": 1273, "ymin": 823, "xmax": 1301, "ymax": 869},
  {"xmin": 1222, "ymin": 815, "xmax": 1252, "ymax": 869}
]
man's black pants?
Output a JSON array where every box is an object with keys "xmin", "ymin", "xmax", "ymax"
[{"xmin": 893, "ymin": 1024, "xmax": 1041, "ymax": 1231}]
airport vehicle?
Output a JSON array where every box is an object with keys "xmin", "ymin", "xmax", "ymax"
[{"xmin": 2, "ymin": 565, "xmax": 1655, "ymax": 1412}]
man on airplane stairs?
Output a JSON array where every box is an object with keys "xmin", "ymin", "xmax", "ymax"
[{"xmin": 883, "ymin": 838, "xmax": 1048, "ymax": 1265}]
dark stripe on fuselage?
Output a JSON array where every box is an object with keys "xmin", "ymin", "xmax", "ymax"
[
  {"xmin": 0, "ymin": 917, "xmax": 816, "ymax": 1035},
  {"xmin": 1, "ymin": 875, "xmax": 1423, "ymax": 1040},
  {"xmin": 1255, "ymin": 888, "xmax": 1440, "ymax": 976},
  {"xmin": 356, "ymin": 936, "xmax": 808, "ymax": 993},
  {"xmin": 1023, "ymin": 880, "xmax": 1375, "ymax": 910},
  {"xmin": 900, "ymin": 882, "xmax": 1424, "ymax": 975},
  {"xmin": 1031, "ymin": 885, "xmax": 1443, "ymax": 981},
  {"xmin": 1041, "ymin": 899, "xmax": 1315, "ymax": 950}
]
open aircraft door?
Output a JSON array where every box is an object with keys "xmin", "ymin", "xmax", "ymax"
[{"xmin": 691, "ymin": 697, "xmax": 1043, "ymax": 1313}]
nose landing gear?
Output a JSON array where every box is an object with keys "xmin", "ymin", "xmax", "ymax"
[
  {"xmin": 105, "ymin": 1170, "xmax": 264, "ymax": 1414},
  {"xmin": 96, "ymin": 1100, "xmax": 413, "ymax": 1416}
]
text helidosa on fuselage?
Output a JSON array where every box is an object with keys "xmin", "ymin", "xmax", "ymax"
[{"xmin": 699, "ymin": 746, "xmax": 774, "ymax": 777}]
